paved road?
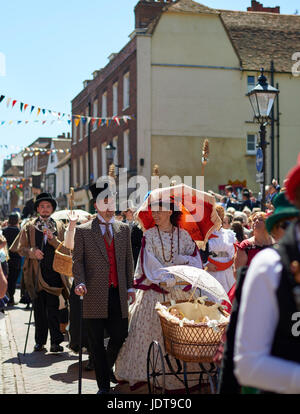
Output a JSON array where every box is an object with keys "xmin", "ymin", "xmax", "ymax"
[{"xmin": 0, "ymin": 289, "xmax": 146, "ymax": 395}]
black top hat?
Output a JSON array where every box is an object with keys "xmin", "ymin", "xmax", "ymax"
[
  {"xmin": 89, "ymin": 182, "xmax": 115, "ymax": 200},
  {"xmin": 34, "ymin": 192, "xmax": 57, "ymax": 212}
]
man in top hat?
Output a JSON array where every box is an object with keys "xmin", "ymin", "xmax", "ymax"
[
  {"xmin": 12, "ymin": 192, "xmax": 71, "ymax": 352},
  {"xmin": 73, "ymin": 182, "xmax": 135, "ymax": 394},
  {"xmin": 234, "ymin": 155, "xmax": 300, "ymax": 394}
]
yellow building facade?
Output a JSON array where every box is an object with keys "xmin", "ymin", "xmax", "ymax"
[{"xmin": 136, "ymin": 1, "xmax": 300, "ymax": 194}]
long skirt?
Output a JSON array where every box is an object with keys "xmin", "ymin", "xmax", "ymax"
[{"xmin": 115, "ymin": 285, "xmax": 205, "ymax": 391}]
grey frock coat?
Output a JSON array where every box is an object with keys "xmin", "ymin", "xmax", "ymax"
[{"xmin": 72, "ymin": 217, "xmax": 134, "ymax": 319}]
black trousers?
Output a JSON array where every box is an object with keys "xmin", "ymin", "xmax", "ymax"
[
  {"xmin": 33, "ymin": 290, "xmax": 64, "ymax": 346},
  {"xmin": 85, "ymin": 287, "xmax": 128, "ymax": 391},
  {"xmin": 7, "ymin": 258, "xmax": 21, "ymax": 300}
]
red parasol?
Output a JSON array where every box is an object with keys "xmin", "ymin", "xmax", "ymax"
[{"xmin": 135, "ymin": 184, "xmax": 221, "ymax": 250}]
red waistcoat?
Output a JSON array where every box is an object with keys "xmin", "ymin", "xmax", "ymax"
[{"xmin": 103, "ymin": 238, "xmax": 118, "ymax": 287}]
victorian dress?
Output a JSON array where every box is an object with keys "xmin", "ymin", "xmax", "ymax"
[
  {"xmin": 206, "ymin": 228, "xmax": 236, "ymax": 294},
  {"xmin": 115, "ymin": 225, "xmax": 204, "ymax": 391}
]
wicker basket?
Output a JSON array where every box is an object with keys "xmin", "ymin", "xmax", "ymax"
[
  {"xmin": 156, "ymin": 300, "xmax": 228, "ymax": 363},
  {"xmin": 53, "ymin": 242, "xmax": 73, "ymax": 277}
]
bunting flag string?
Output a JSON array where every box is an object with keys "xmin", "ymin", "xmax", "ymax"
[
  {"xmin": 0, "ymin": 144, "xmax": 71, "ymax": 156},
  {"xmin": 0, "ymin": 115, "xmax": 134, "ymax": 127},
  {"xmin": 0, "ymin": 93, "xmax": 135, "ymax": 127}
]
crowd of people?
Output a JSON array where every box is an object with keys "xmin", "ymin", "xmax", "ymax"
[{"xmin": 0, "ymin": 155, "xmax": 299, "ymax": 395}]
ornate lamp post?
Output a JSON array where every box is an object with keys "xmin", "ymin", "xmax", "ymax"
[{"xmin": 247, "ymin": 68, "xmax": 279, "ymax": 211}]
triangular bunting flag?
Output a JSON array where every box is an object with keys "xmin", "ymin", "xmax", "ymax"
[
  {"xmin": 20, "ymin": 102, "xmax": 24, "ymax": 112},
  {"xmin": 24, "ymin": 104, "xmax": 28, "ymax": 112},
  {"xmin": 74, "ymin": 117, "xmax": 81, "ymax": 127},
  {"xmin": 31, "ymin": 106, "xmax": 35, "ymax": 113},
  {"xmin": 37, "ymin": 108, "xmax": 41, "ymax": 116},
  {"xmin": 98, "ymin": 118, "xmax": 102, "ymax": 127},
  {"xmin": 0, "ymin": 95, "xmax": 5, "ymax": 103},
  {"xmin": 6, "ymin": 98, "xmax": 11, "ymax": 107},
  {"xmin": 113, "ymin": 116, "xmax": 120, "ymax": 126},
  {"xmin": 12, "ymin": 100, "xmax": 17, "ymax": 108}
]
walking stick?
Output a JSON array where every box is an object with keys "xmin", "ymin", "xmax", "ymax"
[
  {"xmin": 23, "ymin": 305, "xmax": 33, "ymax": 356},
  {"xmin": 78, "ymin": 295, "xmax": 84, "ymax": 394}
]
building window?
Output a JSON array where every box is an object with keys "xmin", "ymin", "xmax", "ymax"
[
  {"xmin": 102, "ymin": 142, "xmax": 107, "ymax": 176},
  {"xmin": 113, "ymin": 82, "xmax": 118, "ymax": 116},
  {"xmin": 79, "ymin": 155, "xmax": 83, "ymax": 185},
  {"xmin": 93, "ymin": 99, "xmax": 98, "ymax": 131},
  {"xmin": 79, "ymin": 114, "xmax": 83, "ymax": 141},
  {"xmin": 123, "ymin": 130, "xmax": 130, "ymax": 170},
  {"xmin": 72, "ymin": 159, "xmax": 77, "ymax": 187},
  {"xmin": 113, "ymin": 136, "xmax": 118, "ymax": 167},
  {"xmin": 246, "ymin": 134, "xmax": 257, "ymax": 154},
  {"xmin": 123, "ymin": 72, "xmax": 130, "ymax": 110},
  {"xmin": 92, "ymin": 147, "xmax": 98, "ymax": 182},
  {"xmin": 247, "ymin": 75, "xmax": 256, "ymax": 93},
  {"xmin": 72, "ymin": 120, "xmax": 77, "ymax": 145},
  {"xmin": 102, "ymin": 92, "xmax": 107, "ymax": 118},
  {"xmin": 85, "ymin": 152, "xmax": 89, "ymax": 184}
]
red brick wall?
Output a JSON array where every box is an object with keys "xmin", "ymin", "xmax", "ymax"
[{"xmin": 71, "ymin": 40, "xmax": 137, "ymax": 189}]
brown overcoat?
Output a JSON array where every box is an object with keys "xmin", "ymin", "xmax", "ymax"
[
  {"xmin": 10, "ymin": 218, "xmax": 72, "ymax": 301},
  {"xmin": 72, "ymin": 218, "xmax": 134, "ymax": 319}
]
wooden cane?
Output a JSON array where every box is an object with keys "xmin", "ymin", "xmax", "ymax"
[{"xmin": 78, "ymin": 295, "xmax": 83, "ymax": 394}]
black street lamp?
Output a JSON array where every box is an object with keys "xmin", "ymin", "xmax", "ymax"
[
  {"xmin": 105, "ymin": 142, "xmax": 116, "ymax": 165},
  {"xmin": 105, "ymin": 141, "xmax": 122, "ymax": 172},
  {"xmin": 247, "ymin": 68, "xmax": 279, "ymax": 211}
]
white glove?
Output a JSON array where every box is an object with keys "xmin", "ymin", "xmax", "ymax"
[{"xmin": 173, "ymin": 255, "xmax": 189, "ymax": 266}]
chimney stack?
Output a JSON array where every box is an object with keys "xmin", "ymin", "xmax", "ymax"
[
  {"xmin": 134, "ymin": 0, "xmax": 175, "ymax": 30},
  {"xmin": 247, "ymin": 1, "xmax": 280, "ymax": 13}
]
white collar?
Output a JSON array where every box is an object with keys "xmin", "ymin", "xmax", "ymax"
[{"xmin": 97, "ymin": 213, "xmax": 115, "ymax": 225}]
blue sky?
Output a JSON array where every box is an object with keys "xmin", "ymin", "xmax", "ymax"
[{"xmin": 0, "ymin": 0, "xmax": 299, "ymax": 163}]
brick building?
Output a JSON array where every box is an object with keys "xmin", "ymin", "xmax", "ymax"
[
  {"xmin": 71, "ymin": 35, "xmax": 137, "ymax": 211},
  {"xmin": 23, "ymin": 137, "xmax": 52, "ymax": 203}
]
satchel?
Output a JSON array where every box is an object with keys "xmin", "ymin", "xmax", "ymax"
[{"xmin": 53, "ymin": 241, "xmax": 73, "ymax": 277}]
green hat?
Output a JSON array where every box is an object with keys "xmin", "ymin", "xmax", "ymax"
[{"xmin": 266, "ymin": 192, "xmax": 300, "ymax": 234}]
